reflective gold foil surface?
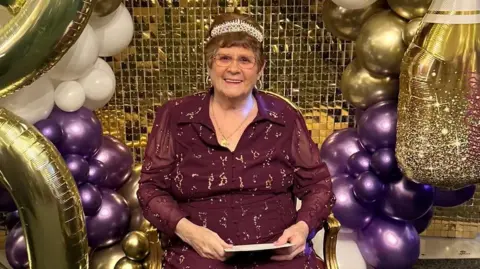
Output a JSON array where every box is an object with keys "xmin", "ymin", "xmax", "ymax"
[
  {"xmin": 96, "ymin": 0, "xmax": 479, "ymax": 240},
  {"xmin": 396, "ymin": 19, "xmax": 480, "ymax": 188}
]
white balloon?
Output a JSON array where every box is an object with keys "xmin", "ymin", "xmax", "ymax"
[
  {"xmin": 94, "ymin": 58, "xmax": 116, "ymax": 88},
  {"xmin": 0, "ymin": 75, "xmax": 55, "ymax": 123},
  {"xmin": 54, "ymin": 81, "xmax": 86, "ymax": 112},
  {"xmin": 313, "ymin": 229, "xmax": 367, "ymax": 269},
  {"xmin": 49, "ymin": 25, "xmax": 100, "ymax": 81},
  {"xmin": 331, "ymin": 0, "xmax": 379, "ymax": 9},
  {"xmin": 77, "ymin": 68, "xmax": 115, "ymax": 110},
  {"xmin": 89, "ymin": 3, "xmax": 134, "ymax": 57}
]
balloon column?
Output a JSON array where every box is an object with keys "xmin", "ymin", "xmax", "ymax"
[
  {"xmin": 0, "ymin": 1, "xmax": 161, "ymax": 268},
  {"xmin": 322, "ymin": 0, "xmax": 477, "ymax": 268}
]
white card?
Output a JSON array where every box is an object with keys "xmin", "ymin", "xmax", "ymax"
[{"xmin": 224, "ymin": 243, "xmax": 293, "ymax": 252}]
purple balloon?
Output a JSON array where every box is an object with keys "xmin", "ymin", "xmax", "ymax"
[
  {"xmin": 413, "ymin": 208, "xmax": 434, "ymax": 234},
  {"xmin": 434, "ymin": 185, "xmax": 476, "ymax": 207},
  {"xmin": 347, "ymin": 151, "xmax": 372, "ymax": 177},
  {"xmin": 34, "ymin": 119, "xmax": 63, "ymax": 145},
  {"xmin": 90, "ymin": 135, "xmax": 133, "ymax": 189},
  {"xmin": 79, "ymin": 183, "xmax": 103, "ymax": 216},
  {"xmin": 6, "ymin": 223, "xmax": 28, "ymax": 269},
  {"xmin": 87, "ymin": 160, "xmax": 108, "ymax": 185},
  {"xmin": 357, "ymin": 101, "xmax": 397, "ymax": 152},
  {"xmin": 0, "ymin": 185, "xmax": 16, "ymax": 212},
  {"xmin": 357, "ymin": 216, "xmax": 420, "ymax": 269},
  {"xmin": 65, "ymin": 154, "xmax": 89, "ymax": 184},
  {"xmin": 381, "ymin": 177, "xmax": 435, "ymax": 221},
  {"xmin": 86, "ymin": 189, "xmax": 130, "ymax": 249},
  {"xmin": 332, "ymin": 174, "xmax": 374, "ymax": 229},
  {"xmin": 371, "ymin": 148, "xmax": 398, "ymax": 177},
  {"xmin": 5, "ymin": 211, "xmax": 20, "ymax": 231},
  {"xmin": 48, "ymin": 107, "xmax": 102, "ymax": 157},
  {"xmin": 320, "ymin": 128, "xmax": 366, "ymax": 176},
  {"xmin": 353, "ymin": 171, "xmax": 385, "ymax": 203}
]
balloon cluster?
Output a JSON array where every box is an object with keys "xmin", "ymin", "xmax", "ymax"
[
  {"xmin": 322, "ymin": 0, "xmax": 477, "ymax": 268},
  {"xmin": 0, "ymin": 1, "xmax": 133, "ymax": 123},
  {"xmin": 0, "ymin": 1, "xmax": 162, "ymax": 268},
  {"xmin": 2, "ymin": 109, "xmax": 160, "ymax": 268}
]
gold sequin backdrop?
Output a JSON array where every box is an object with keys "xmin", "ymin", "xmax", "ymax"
[{"xmin": 96, "ymin": 0, "xmax": 479, "ymax": 238}]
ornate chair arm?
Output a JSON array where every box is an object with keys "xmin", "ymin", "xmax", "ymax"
[{"xmin": 323, "ymin": 214, "xmax": 341, "ymax": 269}]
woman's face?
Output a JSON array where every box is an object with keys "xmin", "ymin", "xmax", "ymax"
[{"xmin": 208, "ymin": 46, "xmax": 263, "ymax": 99}]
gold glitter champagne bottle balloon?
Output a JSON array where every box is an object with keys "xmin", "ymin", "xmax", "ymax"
[{"xmin": 396, "ymin": 0, "xmax": 480, "ymax": 188}]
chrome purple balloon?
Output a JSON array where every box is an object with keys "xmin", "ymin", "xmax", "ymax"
[
  {"xmin": 48, "ymin": 107, "xmax": 103, "ymax": 157},
  {"xmin": 371, "ymin": 148, "xmax": 398, "ymax": 177},
  {"xmin": 34, "ymin": 119, "xmax": 63, "ymax": 145},
  {"xmin": 346, "ymin": 151, "xmax": 372, "ymax": 177},
  {"xmin": 357, "ymin": 101, "xmax": 397, "ymax": 152},
  {"xmin": 320, "ymin": 128, "xmax": 366, "ymax": 176},
  {"xmin": 65, "ymin": 154, "xmax": 89, "ymax": 184},
  {"xmin": 5, "ymin": 223, "xmax": 28, "ymax": 269},
  {"xmin": 357, "ymin": 216, "xmax": 420, "ymax": 269},
  {"xmin": 332, "ymin": 174, "xmax": 373, "ymax": 229},
  {"xmin": 5, "ymin": 210, "xmax": 19, "ymax": 231},
  {"xmin": 353, "ymin": 171, "xmax": 385, "ymax": 203},
  {"xmin": 381, "ymin": 177, "xmax": 435, "ymax": 221},
  {"xmin": 434, "ymin": 185, "xmax": 476, "ymax": 207},
  {"xmin": 86, "ymin": 189, "xmax": 130, "ymax": 249},
  {"xmin": 87, "ymin": 160, "xmax": 108, "ymax": 185},
  {"xmin": 413, "ymin": 209, "xmax": 434, "ymax": 234},
  {"xmin": 79, "ymin": 183, "xmax": 103, "ymax": 216},
  {"xmin": 91, "ymin": 135, "xmax": 133, "ymax": 190}
]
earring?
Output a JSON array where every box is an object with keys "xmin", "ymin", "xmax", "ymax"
[
  {"xmin": 205, "ymin": 75, "xmax": 212, "ymax": 87},
  {"xmin": 256, "ymin": 76, "xmax": 264, "ymax": 91}
]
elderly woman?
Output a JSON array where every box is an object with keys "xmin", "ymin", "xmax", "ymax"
[{"xmin": 137, "ymin": 12, "xmax": 334, "ymax": 269}]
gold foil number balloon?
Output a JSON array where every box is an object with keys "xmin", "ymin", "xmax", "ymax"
[
  {"xmin": 396, "ymin": 0, "xmax": 480, "ymax": 187},
  {"xmin": 356, "ymin": 10, "xmax": 407, "ymax": 76},
  {"xmin": 387, "ymin": 0, "xmax": 433, "ymax": 20},
  {"xmin": 114, "ymin": 257, "xmax": 143, "ymax": 269},
  {"xmin": 322, "ymin": 0, "xmax": 387, "ymax": 41},
  {"xmin": 0, "ymin": 0, "xmax": 94, "ymax": 98},
  {"xmin": 0, "ymin": 107, "xmax": 89, "ymax": 268}
]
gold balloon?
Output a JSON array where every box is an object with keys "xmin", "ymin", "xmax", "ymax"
[
  {"xmin": 122, "ymin": 231, "xmax": 150, "ymax": 261},
  {"xmin": 0, "ymin": 0, "xmax": 94, "ymax": 98},
  {"xmin": 93, "ymin": 0, "xmax": 122, "ymax": 17},
  {"xmin": 356, "ymin": 10, "xmax": 407, "ymax": 76},
  {"xmin": 114, "ymin": 257, "xmax": 143, "ymax": 269},
  {"xmin": 90, "ymin": 243, "xmax": 126, "ymax": 269},
  {"xmin": 340, "ymin": 58, "xmax": 399, "ymax": 109},
  {"xmin": 387, "ymin": 0, "xmax": 433, "ymax": 20},
  {"xmin": 0, "ymin": 107, "xmax": 88, "ymax": 268},
  {"xmin": 402, "ymin": 18, "xmax": 422, "ymax": 45},
  {"xmin": 322, "ymin": 0, "xmax": 387, "ymax": 41},
  {"xmin": 130, "ymin": 207, "xmax": 151, "ymax": 232},
  {"xmin": 396, "ymin": 5, "xmax": 480, "ymax": 187},
  {"xmin": 117, "ymin": 164, "xmax": 142, "ymax": 210}
]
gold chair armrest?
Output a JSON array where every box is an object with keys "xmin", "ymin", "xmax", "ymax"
[{"xmin": 323, "ymin": 214, "xmax": 341, "ymax": 269}]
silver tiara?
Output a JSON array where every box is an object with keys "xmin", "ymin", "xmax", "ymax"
[{"xmin": 210, "ymin": 19, "xmax": 264, "ymax": 43}]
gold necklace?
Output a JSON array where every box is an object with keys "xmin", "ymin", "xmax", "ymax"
[{"xmin": 210, "ymin": 97, "xmax": 254, "ymax": 147}]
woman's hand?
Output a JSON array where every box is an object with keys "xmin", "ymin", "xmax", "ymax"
[
  {"xmin": 175, "ymin": 218, "xmax": 233, "ymax": 261},
  {"xmin": 271, "ymin": 221, "xmax": 309, "ymax": 261}
]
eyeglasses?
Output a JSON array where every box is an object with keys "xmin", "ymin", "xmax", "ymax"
[{"xmin": 213, "ymin": 54, "xmax": 257, "ymax": 69}]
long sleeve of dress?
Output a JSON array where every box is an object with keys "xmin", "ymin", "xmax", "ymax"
[
  {"xmin": 290, "ymin": 111, "xmax": 335, "ymax": 233},
  {"xmin": 136, "ymin": 103, "xmax": 189, "ymax": 237}
]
